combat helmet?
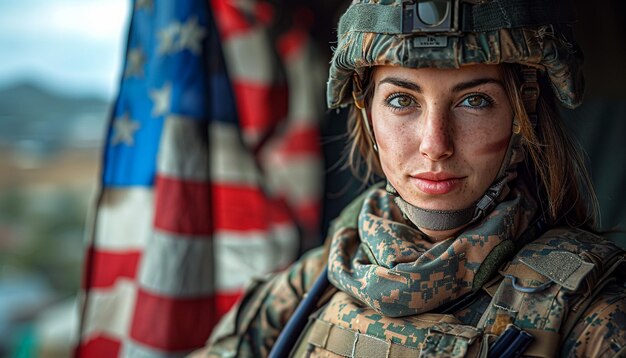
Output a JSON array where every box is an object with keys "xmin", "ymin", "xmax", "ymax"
[
  {"xmin": 328, "ymin": 0, "xmax": 585, "ymax": 231},
  {"xmin": 328, "ymin": 0, "xmax": 583, "ymax": 109}
]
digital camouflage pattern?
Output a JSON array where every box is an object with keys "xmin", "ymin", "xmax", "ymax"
[
  {"xmin": 327, "ymin": 183, "xmax": 535, "ymax": 317},
  {"xmin": 306, "ymin": 291, "xmax": 483, "ymax": 357},
  {"xmin": 478, "ymin": 228, "xmax": 626, "ymax": 357},
  {"xmin": 563, "ymin": 282, "xmax": 626, "ymax": 357},
  {"xmin": 193, "ymin": 186, "xmax": 626, "ymax": 357},
  {"xmin": 327, "ymin": 0, "xmax": 585, "ymax": 109}
]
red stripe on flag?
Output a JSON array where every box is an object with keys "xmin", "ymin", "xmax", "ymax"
[
  {"xmin": 278, "ymin": 126, "xmax": 320, "ymax": 156},
  {"xmin": 254, "ymin": 2, "xmax": 274, "ymax": 25},
  {"xmin": 295, "ymin": 200, "xmax": 321, "ymax": 232},
  {"xmin": 210, "ymin": 0, "xmax": 251, "ymax": 39},
  {"xmin": 82, "ymin": 249, "xmax": 140, "ymax": 289},
  {"xmin": 130, "ymin": 289, "xmax": 242, "ymax": 351},
  {"xmin": 277, "ymin": 29, "xmax": 308, "ymax": 59},
  {"xmin": 211, "ymin": 0, "xmax": 274, "ymax": 40},
  {"xmin": 215, "ymin": 290, "xmax": 242, "ymax": 317},
  {"xmin": 232, "ymin": 81, "xmax": 288, "ymax": 136},
  {"xmin": 75, "ymin": 335, "xmax": 121, "ymax": 358},
  {"xmin": 154, "ymin": 178, "xmax": 293, "ymax": 233},
  {"xmin": 213, "ymin": 183, "xmax": 293, "ymax": 231},
  {"xmin": 154, "ymin": 176, "xmax": 212, "ymax": 236}
]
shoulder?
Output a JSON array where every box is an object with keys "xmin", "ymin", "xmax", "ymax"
[
  {"xmin": 526, "ymin": 226, "xmax": 623, "ymax": 266},
  {"xmin": 513, "ymin": 226, "xmax": 623, "ymax": 290},
  {"xmin": 562, "ymin": 281, "xmax": 626, "ymax": 357},
  {"xmin": 202, "ymin": 246, "xmax": 326, "ymax": 357},
  {"xmin": 534, "ymin": 226, "xmax": 610, "ymax": 247},
  {"xmin": 290, "ymin": 246, "xmax": 328, "ymax": 292},
  {"xmin": 533, "ymin": 226, "xmax": 626, "ymax": 357}
]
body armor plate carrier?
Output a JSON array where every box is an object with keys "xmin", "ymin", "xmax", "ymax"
[{"xmin": 289, "ymin": 228, "xmax": 625, "ymax": 357}]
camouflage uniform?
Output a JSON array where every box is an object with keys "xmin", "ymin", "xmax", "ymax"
[
  {"xmin": 193, "ymin": 1, "xmax": 626, "ymax": 356},
  {"xmin": 196, "ymin": 185, "xmax": 626, "ymax": 357}
]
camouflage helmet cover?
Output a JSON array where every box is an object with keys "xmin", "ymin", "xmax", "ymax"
[{"xmin": 327, "ymin": 0, "xmax": 584, "ymax": 109}]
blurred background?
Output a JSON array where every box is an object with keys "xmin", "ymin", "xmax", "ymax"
[
  {"xmin": 0, "ymin": 0, "xmax": 624, "ymax": 357},
  {"xmin": 0, "ymin": 1, "xmax": 129, "ymax": 356}
]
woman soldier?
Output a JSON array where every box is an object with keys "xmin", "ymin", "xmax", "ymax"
[{"xmin": 197, "ymin": 0, "xmax": 626, "ymax": 356}]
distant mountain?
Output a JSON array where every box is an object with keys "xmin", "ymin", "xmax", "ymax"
[{"xmin": 0, "ymin": 82, "xmax": 111, "ymax": 150}]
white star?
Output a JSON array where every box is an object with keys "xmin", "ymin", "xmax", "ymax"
[
  {"xmin": 150, "ymin": 83, "xmax": 172, "ymax": 117},
  {"xmin": 124, "ymin": 47, "xmax": 145, "ymax": 78},
  {"xmin": 157, "ymin": 22, "xmax": 181, "ymax": 54},
  {"xmin": 112, "ymin": 113, "xmax": 140, "ymax": 146},
  {"xmin": 135, "ymin": 0, "xmax": 153, "ymax": 10},
  {"xmin": 178, "ymin": 17, "xmax": 206, "ymax": 54}
]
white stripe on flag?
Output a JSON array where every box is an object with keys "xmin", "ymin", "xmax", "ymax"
[
  {"xmin": 157, "ymin": 115, "xmax": 209, "ymax": 181},
  {"xmin": 122, "ymin": 339, "xmax": 192, "ymax": 358},
  {"xmin": 81, "ymin": 279, "xmax": 137, "ymax": 340},
  {"xmin": 214, "ymin": 223, "xmax": 299, "ymax": 291},
  {"xmin": 265, "ymin": 155, "xmax": 323, "ymax": 203},
  {"xmin": 137, "ymin": 230, "xmax": 214, "ymax": 297},
  {"xmin": 95, "ymin": 188, "xmax": 154, "ymax": 250},
  {"xmin": 222, "ymin": 30, "xmax": 274, "ymax": 84},
  {"xmin": 284, "ymin": 44, "xmax": 325, "ymax": 123},
  {"xmin": 137, "ymin": 224, "xmax": 299, "ymax": 295},
  {"xmin": 209, "ymin": 121, "xmax": 260, "ymax": 185}
]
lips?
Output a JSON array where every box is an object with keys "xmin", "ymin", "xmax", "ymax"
[{"xmin": 410, "ymin": 172, "xmax": 465, "ymax": 195}]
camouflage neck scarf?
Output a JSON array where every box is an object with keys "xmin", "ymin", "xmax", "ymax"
[{"xmin": 327, "ymin": 183, "xmax": 536, "ymax": 317}]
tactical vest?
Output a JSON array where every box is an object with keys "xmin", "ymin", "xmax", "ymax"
[{"xmin": 289, "ymin": 227, "xmax": 625, "ymax": 358}]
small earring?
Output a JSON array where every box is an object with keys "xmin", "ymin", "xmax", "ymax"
[{"xmin": 512, "ymin": 121, "xmax": 521, "ymax": 134}]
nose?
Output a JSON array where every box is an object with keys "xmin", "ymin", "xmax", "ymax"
[{"xmin": 419, "ymin": 107, "xmax": 453, "ymax": 161}]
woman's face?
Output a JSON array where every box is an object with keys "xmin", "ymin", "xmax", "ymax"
[{"xmin": 371, "ymin": 64, "xmax": 513, "ymax": 233}]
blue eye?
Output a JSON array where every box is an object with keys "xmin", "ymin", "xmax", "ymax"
[
  {"xmin": 459, "ymin": 94, "xmax": 492, "ymax": 109},
  {"xmin": 386, "ymin": 93, "xmax": 417, "ymax": 109}
]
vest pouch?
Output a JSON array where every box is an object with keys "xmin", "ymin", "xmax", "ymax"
[
  {"xmin": 420, "ymin": 322, "xmax": 483, "ymax": 358},
  {"xmin": 300, "ymin": 317, "xmax": 485, "ymax": 357},
  {"xmin": 303, "ymin": 318, "xmax": 421, "ymax": 358},
  {"xmin": 478, "ymin": 228, "xmax": 626, "ymax": 358}
]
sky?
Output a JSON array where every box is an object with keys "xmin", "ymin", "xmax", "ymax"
[{"xmin": 0, "ymin": 0, "xmax": 130, "ymax": 100}]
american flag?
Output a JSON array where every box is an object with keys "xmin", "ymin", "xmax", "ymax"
[{"xmin": 76, "ymin": 0, "xmax": 323, "ymax": 356}]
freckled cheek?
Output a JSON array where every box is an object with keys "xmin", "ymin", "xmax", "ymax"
[
  {"xmin": 374, "ymin": 121, "xmax": 414, "ymax": 177},
  {"xmin": 375, "ymin": 122, "xmax": 415, "ymax": 159}
]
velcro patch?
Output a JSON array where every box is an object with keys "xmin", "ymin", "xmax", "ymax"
[{"xmin": 519, "ymin": 251, "xmax": 594, "ymax": 291}]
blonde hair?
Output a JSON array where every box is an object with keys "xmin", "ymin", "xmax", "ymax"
[{"xmin": 344, "ymin": 64, "xmax": 599, "ymax": 229}]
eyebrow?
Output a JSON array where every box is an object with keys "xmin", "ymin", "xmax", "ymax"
[
  {"xmin": 377, "ymin": 76, "xmax": 504, "ymax": 93},
  {"xmin": 451, "ymin": 78, "xmax": 504, "ymax": 93},
  {"xmin": 378, "ymin": 77, "xmax": 422, "ymax": 92}
]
